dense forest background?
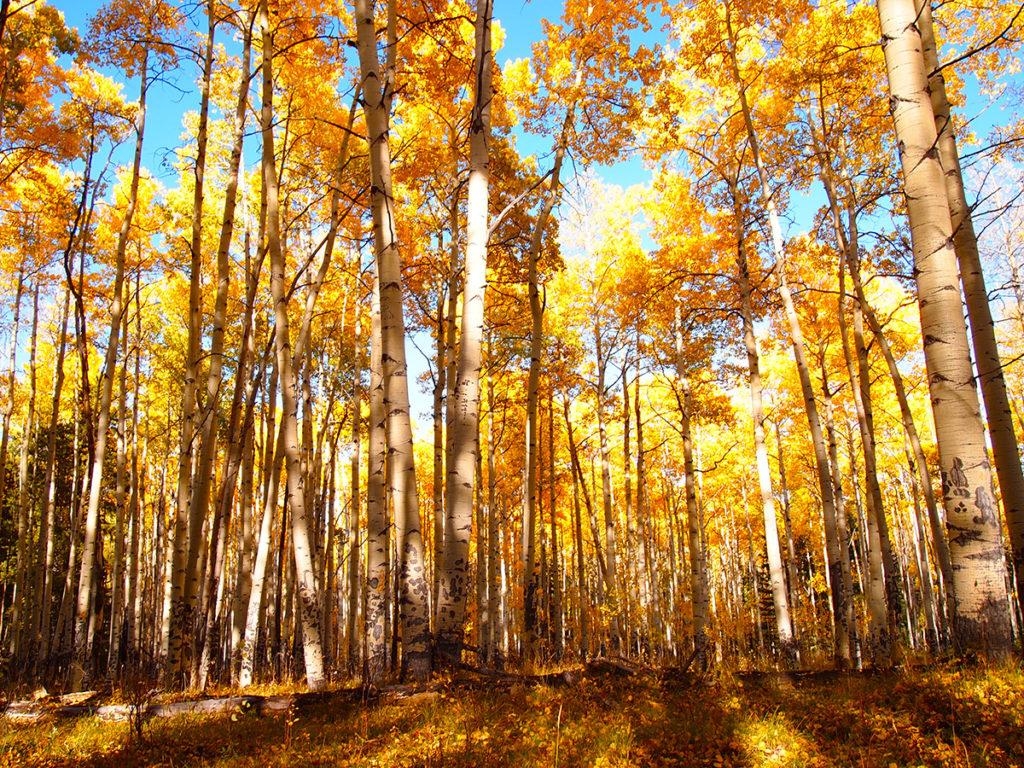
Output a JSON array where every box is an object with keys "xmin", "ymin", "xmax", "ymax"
[{"xmin": 0, "ymin": 0, "xmax": 1023, "ymax": 695}]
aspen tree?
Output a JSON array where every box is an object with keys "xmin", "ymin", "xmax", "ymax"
[
  {"xmin": 727, "ymin": 173, "xmax": 797, "ymax": 664},
  {"xmin": 675, "ymin": 304, "xmax": 710, "ymax": 665},
  {"xmin": 197, "ymin": 12, "xmax": 255, "ymax": 685},
  {"xmin": 835, "ymin": 248, "xmax": 895, "ymax": 665},
  {"xmin": 166, "ymin": 0, "xmax": 215, "ymax": 684},
  {"xmin": 522, "ymin": 107, "xmax": 573, "ymax": 660},
  {"xmin": 72, "ymin": 42, "xmax": 148, "ymax": 691},
  {"xmin": 354, "ymin": 0, "xmax": 431, "ymax": 680},
  {"xmin": 185, "ymin": 0, "xmax": 235, "ymax": 687},
  {"xmin": 916, "ymin": 0, "xmax": 1024, "ymax": 631},
  {"xmin": 365, "ymin": 264, "xmax": 389, "ymax": 682},
  {"xmin": 12, "ymin": 280, "xmax": 38, "ymax": 664},
  {"xmin": 35, "ymin": 287, "xmax": 70, "ymax": 664},
  {"xmin": 258, "ymin": 0, "xmax": 326, "ymax": 689},
  {"xmin": 876, "ymin": 0, "xmax": 1013, "ymax": 656},
  {"xmin": 436, "ymin": 0, "xmax": 493, "ymax": 667},
  {"xmin": 0, "ymin": 269, "xmax": 22, "ymax": 601}
]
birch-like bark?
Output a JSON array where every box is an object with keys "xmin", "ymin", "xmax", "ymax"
[
  {"xmin": 355, "ymin": 0, "xmax": 431, "ymax": 681},
  {"xmin": 13, "ymin": 280, "xmax": 38, "ymax": 663},
  {"xmin": 432, "ymin": 284, "xmax": 446, "ymax": 625},
  {"xmin": 200, "ymin": 265, "xmax": 262, "ymax": 688},
  {"xmin": 259, "ymin": 0, "xmax": 325, "ymax": 688},
  {"xmin": 107, "ymin": 308, "xmax": 128, "ymax": 676},
  {"xmin": 522, "ymin": 106, "xmax": 574, "ymax": 660},
  {"xmin": 190, "ymin": 4, "xmax": 254, "ymax": 689},
  {"xmin": 485, "ymin": 374, "xmax": 502, "ymax": 665},
  {"xmin": 773, "ymin": 418, "xmax": 801, "ymax": 623},
  {"xmin": 439, "ymin": 208, "xmax": 460, "ymax": 619},
  {"xmin": 725, "ymin": 3, "xmax": 849, "ymax": 666},
  {"xmin": 674, "ymin": 306, "xmax": 710, "ymax": 665},
  {"xmin": 126, "ymin": 274, "xmax": 144, "ymax": 658},
  {"xmin": 365, "ymin": 265, "xmax": 389, "ymax": 682},
  {"xmin": 35, "ymin": 286, "xmax": 70, "ymax": 663},
  {"xmin": 906, "ymin": 446, "xmax": 941, "ymax": 651},
  {"xmin": 72, "ymin": 53, "xmax": 147, "ymax": 691},
  {"xmin": 344, "ymin": 413, "xmax": 359, "ymax": 676},
  {"xmin": 810, "ymin": 114, "xmax": 950, "ymax": 653},
  {"xmin": 594, "ymin": 326, "xmax": 621, "ymax": 652},
  {"xmin": 166, "ymin": 4, "xmax": 215, "ymax": 682},
  {"xmin": 238, "ymin": 414, "xmax": 284, "ymax": 688},
  {"xmin": 728, "ymin": 175, "xmax": 796, "ymax": 662},
  {"xmin": 835, "ymin": 272, "xmax": 892, "ymax": 665},
  {"xmin": 877, "ymin": 0, "xmax": 1012, "ymax": 655},
  {"xmin": 564, "ymin": 397, "xmax": 589, "ymax": 662},
  {"xmin": 435, "ymin": 0, "xmax": 493, "ymax": 667},
  {"xmin": 548, "ymin": 391, "xmax": 563, "ymax": 658},
  {"xmin": 916, "ymin": 0, "xmax": 1024, "ymax": 630}
]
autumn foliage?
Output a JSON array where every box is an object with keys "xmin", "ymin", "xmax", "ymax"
[{"xmin": 0, "ymin": 0, "xmax": 1022, "ymax": 722}]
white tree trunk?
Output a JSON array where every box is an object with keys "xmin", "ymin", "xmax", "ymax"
[
  {"xmin": 876, "ymin": 0, "xmax": 1013, "ymax": 656},
  {"xmin": 354, "ymin": 0, "xmax": 431, "ymax": 680},
  {"xmin": 436, "ymin": 0, "xmax": 493, "ymax": 667},
  {"xmin": 72, "ymin": 54, "xmax": 148, "ymax": 692}
]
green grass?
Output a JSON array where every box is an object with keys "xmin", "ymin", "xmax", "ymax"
[{"xmin": 2, "ymin": 664, "xmax": 1022, "ymax": 767}]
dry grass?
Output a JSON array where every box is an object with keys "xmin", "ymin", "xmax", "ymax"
[{"xmin": 2, "ymin": 663, "xmax": 1022, "ymax": 767}]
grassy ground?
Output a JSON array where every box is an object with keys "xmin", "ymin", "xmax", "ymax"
[{"xmin": 2, "ymin": 664, "xmax": 1022, "ymax": 767}]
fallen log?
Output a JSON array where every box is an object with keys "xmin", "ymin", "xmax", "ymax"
[{"xmin": 1, "ymin": 689, "xmax": 362, "ymax": 723}]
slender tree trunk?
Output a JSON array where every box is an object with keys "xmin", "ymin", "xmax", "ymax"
[
  {"xmin": 238, "ymin": 413, "xmax": 284, "ymax": 688},
  {"xmin": 675, "ymin": 306, "xmax": 710, "ymax": 665},
  {"xmin": 71, "ymin": 57, "xmax": 148, "ymax": 691},
  {"xmin": 485, "ymin": 374, "xmax": 502, "ymax": 666},
  {"xmin": 13, "ymin": 280, "xmax": 39, "ymax": 664},
  {"xmin": 345, "ymin": 297, "xmax": 363, "ymax": 676},
  {"xmin": 877, "ymin": 0, "xmax": 1013, "ymax": 656},
  {"xmin": 199, "ymin": 301, "xmax": 262, "ymax": 688},
  {"xmin": 432, "ymin": 284, "xmax": 446, "ymax": 627},
  {"xmin": 725, "ymin": 5, "xmax": 849, "ymax": 666},
  {"xmin": 773, "ymin": 419, "xmax": 801, "ymax": 623},
  {"xmin": 819, "ymin": 358, "xmax": 860, "ymax": 663},
  {"xmin": 524, "ymin": 247, "xmax": 543, "ymax": 661},
  {"xmin": 126, "ymin": 272, "xmax": 144, "ymax": 663},
  {"xmin": 811, "ymin": 117, "xmax": 947, "ymax": 653},
  {"xmin": 547, "ymin": 391, "xmax": 563, "ymax": 658},
  {"xmin": 621, "ymin": 369, "xmax": 634, "ymax": 651},
  {"xmin": 36, "ymin": 286, "xmax": 70, "ymax": 664},
  {"xmin": 0, "ymin": 269, "xmax": 23, "ymax": 603},
  {"xmin": 728, "ymin": 176, "xmax": 795, "ymax": 664},
  {"xmin": 838, "ymin": 254, "xmax": 900, "ymax": 665},
  {"xmin": 522, "ymin": 107, "xmax": 575, "ymax": 661},
  {"xmin": 107, "ymin": 311, "xmax": 129, "ymax": 677},
  {"xmin": 227, "ymin": 242, "xmax": 258, "ymax": 677},
  {"xmin": 166, "ymin": 5, "xmax": 217, "ymax": 683},
  {"xmin": 191, "ymin": 4, "xmax": 254, "ymax": 688},
  {"xmin": 440, "ymin": 209, "xmax": 461, "ymax": 618},
  {"xmin": 355, "ymin": 0, "xmax": 431, "ymax": 681},
  {"xmin": 259, "ymin": 0, "xmax": 325, "ymax": 688},
  {"xmin": 365, "ymin": 265, "xmax": 389, "ymax": 683},
  {"xmin": 906, "ymin": 452, "xmax": 941, "ymax": 652},
  {"xmin": 435, "ymin": 0, "xmax": 493, "ymax": 667},
  {"xmin": 475, "ymin": 434, "xmax": 487, "ymax": 660},
  {"xmin": 594, "ymin": 328, "xmax": 622, "ymax": 653}
]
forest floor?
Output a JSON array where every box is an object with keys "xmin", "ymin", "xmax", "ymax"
[{"xmin": 2, "ymin": 661, "xmax": 1023, "ymax": 767}]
